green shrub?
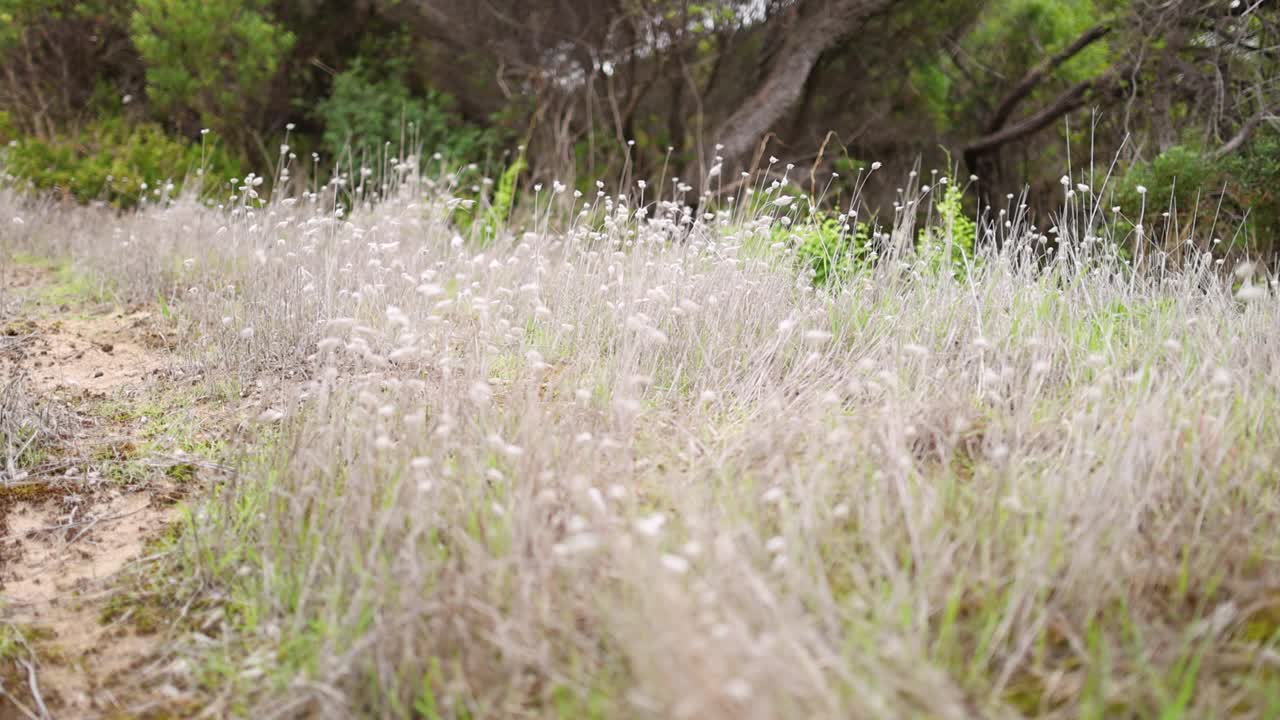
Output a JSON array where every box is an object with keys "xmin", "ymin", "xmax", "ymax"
[
  {"xmin": 1114, "ymin": 145, "xmax": 1213, "ymax": 222},
  {"xmin": 1, "ymin": 117, "xmax": 241, "ymax": 208},
  {"xmin": 451, "ymin": 149, "xmax": 526, "ymax": 245},
  {"xmin": 130, "ymin": 0, "xmax": 294, "ymax": 142},
  {"xmin": 1222, "ymin": 129, "xmax": 1280, "ymax": 252},
  {"xmin": 485, "ymin": 151, "xmax": 526, "ymax": 237},
  {"xmin": 0, "ymin": 0, "xmax": 127, "ymax": 50},
  {"xmin": 918, "ymin": 183, "xmax": 976, "ymax": 274},
  {"xmin": 315, "ymin": 59, "xmax": 498, "ymax": 168},
  {"xmin": 789, "ymin": 211, "xmax": 873, "ymax": 286},
  {"xmin": 1114, "ymin": 133, "xmax": 1280, "ymax": 257},
  {"xmin": 0, "ymin": 0, "xmax": 135, "ymax": 136}
]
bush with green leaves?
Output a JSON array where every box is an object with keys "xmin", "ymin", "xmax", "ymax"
[
  {"xmin": 315, "ymin": 59, "xmax": 498, "ymax": 169},
  {"xmin": 1114, "ymin": 145, "xmax": 1213, "ymax": 223},
  {"xmin": 130, "ymin": 0, "xmax": 294, "ymax": 143},
  {"xmin": 448, "ymin": 148, "xmax": 527, "ymax": 245},
  {"xmin": 1223, "ymin": 128, "xmax": 1280, "ymax": 249},
  {"xmin": 1, "ymin": 117, "xmax": 240, "ymax": 208},
  {"xmin": 786, "ymin": 211, "xmax": 874, "ymax": 287},
  {"xmin": 1114, "ymin": 132, "xmax": 1280, "ymax": 257},
  {"xmin": 0, "ymin": 0, "xmax": 132, "ymax": 56},
  {"xmin": 918, "ymin": 182, "xmax": 976, "ymax": 274}
]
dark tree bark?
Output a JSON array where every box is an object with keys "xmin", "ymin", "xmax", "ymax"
[
  {"xmin": 961, "ymin": 23, "xmax": 1121, "ymax": 205},
  {"xmin": 1212, "ymin": 105, "xmax": 1275, "ymax": 159},
  {"xmin": 698, "ymin": 0, "xmax": 896, "ymax": 174},
  {"xmin": 982, "ymin": 24, "xmax": 1112, "ymax": 136},
  {"xmin": 966, "ymin": 75, "xmax": 1109, "ymax": 158}
]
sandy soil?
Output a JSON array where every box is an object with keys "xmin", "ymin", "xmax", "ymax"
[
  {"xmin": 18, "ymin": 312, "xmax": 170, "ymax": 397},
  {"xmin": 0, "ymin": 262, "xmax": 190, "ymax": 718}
]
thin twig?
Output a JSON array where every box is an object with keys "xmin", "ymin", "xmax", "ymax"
[
  {"xmin": 18, "ymin": 658, "xmax": 49, "ymax": 720},
  {"xmin": 66, "ymin": 515, "xmax": 101, "ymax": 545},
  {"xmin": 0, "ymin": 684, "xmax": 42, "ymax": 720},
  {"xmin": 129, "ymin": 549, "xmax": 177, "ymax": 566},
  {"xmin": 23, "ymin": 505, "xmax": 148, "ymax": 540}
]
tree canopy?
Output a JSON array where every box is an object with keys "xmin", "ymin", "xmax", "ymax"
[{"xmin": 1, "ymin": 0, "xmax": 1277, "ymax": 251}]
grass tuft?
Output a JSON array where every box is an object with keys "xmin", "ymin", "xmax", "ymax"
[{"xmin": 2, "ymin": 160, "xmax": 1278, "ymax": 717}]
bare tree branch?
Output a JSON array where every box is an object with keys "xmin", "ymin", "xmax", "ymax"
[
  {"xmin": 1212, "ymin": 104, "xmax": 1275, "ymax": 158},
  {"xmin": 984, "ymin": 24, "xmax": 1112, "ymax": 135},
  {"xmin": 965, "ymin": 71, "xmax": 1124, "ymax": 157}
]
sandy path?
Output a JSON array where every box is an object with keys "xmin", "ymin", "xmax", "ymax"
[{"xmin": 0, "ymin": 263, "xmax": 191, "ymax": 718}]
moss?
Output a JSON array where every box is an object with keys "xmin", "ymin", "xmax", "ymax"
[
  {"xmin": 0, "ymin": 481, "xmax": 62, "ymax": 533},
  {"xmin": 165, "ymin": 463, "xmax": 199, "ymax": 483},
  {"xmin": 0, "ymin": 623, "xmax": 54, "ymax": 661},
  {"xmin": 1238, "ymin": 599, "xmax": 1280, "ymax": 644},
  {"xmin": 92, "ymin": 439, "xmax": 140, "ymax": 463},
  {"xmin": 142, "ymin": 523, "xmax": 182, "ymax": 556},
  {"xmin": 1002, "ymin": 673, "xmax": 1061, "ymax": 716},
  {"xmin": 0, "ymin": 481, "xmax": 59, "ymax": 504},
  {"xmin": 87, "ymin": 387, "xmax": 229, "ymax": 486},
  {"xmin": 2, "ymin": 318, "xmax": 38, "ymax": 336},
  {"xmin": 0, "ymin": 622, "xmax": 59, "ymax": 715},
  {"xmin": 99, "ymin": 592, "xmax": 165, "ymax": 635}
]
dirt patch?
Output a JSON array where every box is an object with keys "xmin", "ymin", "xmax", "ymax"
[
  {"xmin": 0, "ymin": 262, "xmax": 51, "ymax": 295},
  {"xmin": 1, "ymin": 491, "xmax": 174, "ymax": 714},
  {"xmin": 0, "ymin": 260, "xmax": 191, "ymax": 718},
  {"xmin": 3, "ymin": 492, "xmax": 169, "ymax": 610},
  {"xmin": 3, "ymin": 311, "xmax": 169, "ymax": 397}
]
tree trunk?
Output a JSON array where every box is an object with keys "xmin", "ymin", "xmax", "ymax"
[{"xmin": 695, "ymin": 0, "xmax": 894, "ymax": 177}]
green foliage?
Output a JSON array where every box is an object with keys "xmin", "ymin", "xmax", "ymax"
[
  {"xmin": 1115, "ymin": 145, "xmax": 1213, "ymax": 220},
  {"xmin": 485, "ymin": 151, "xmax": 526, "ymax": 242},
  {"xmin": 1, "ymin": 117, "xmax": 241, "ymax": 208},
  {"xmin": 449, "ymin": 149, "xmax": 524, "ymax": 244},
  {"xmin": 130, "ymin": 0, "xmax": 294, "ymax": 139},
  {"xmin": 315, "ymin": 59, "xmax": 498, "ymax": 167},
  {"xmin": 0, "ymin": 0, "xmax": 135, "ymax": 135},
  {"xmin": 0, "ymin": 2, "xmax": 19, "ymax": 47},
  {"xmin": 924, "ymin": 0, "xmax": 1115, "ymax": 145},
  {"xmin": 789, "ymin": 211, "xmax": 873, "ymax": 287},
  {"xmin": 936, "ymin": 183, "xmax": 977, "ymax": 252},
  {"xmin": 910, "ymin": 63, "xmax": 954, "ymax": 131},
  {"xmin": 1114, "ymin": 132, "xmax": 1280, "ymax": 255},
  {"xmin": 0, "ymin": 0, "xmax": 127, "ymax": 50},
  {"xmin": 918, "ymin": 183, "xmax": 976, "ymax": 273},
  {"xmin": 1222, "ymin": 129, "xmax": 1280, "ymax": 247},
  {"xmin": 965, "ymin": 0, "xmax": 1113, "ymax": 84}
]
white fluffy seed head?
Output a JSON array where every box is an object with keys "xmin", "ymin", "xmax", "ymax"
[
  {"xmin": 660, "ymin": 553, "xmax": 690, "ymax": 574},
  {"xmin": 635, "ymin": 513, "xmax": 667, "ymax": 537},
  {"xmin": 469, "ymin": 381, "xmax": 493, "ymax": 404}
]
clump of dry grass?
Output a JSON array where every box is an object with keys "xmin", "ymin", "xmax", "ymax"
[
  {"xmin": 0, "ymin": 376, "xmax": 76, "ymax": 484},
  {"xmin": 2, "ymin": 161, "xmax": 1279, "ymax": 718}
]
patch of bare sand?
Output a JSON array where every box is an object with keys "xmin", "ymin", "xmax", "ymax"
[
  {"xmin": 0, "ymin": 262, "xmax": 50, "ymax": 294},
  {"xmin": 2, "ymin": 491, "xmax": 174, "ymax": 714},
  {"xmin": 1, "ymin": 265, "xmax": 192, "ymax": 718},
  {"xmin": 7, "ymin": 311, "xmax": 169, "ymax": 396}
]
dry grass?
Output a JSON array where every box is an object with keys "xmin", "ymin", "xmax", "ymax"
[{"xmin": 2, "ymin": 163, "xmax": 1279, "ymax": 719}]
